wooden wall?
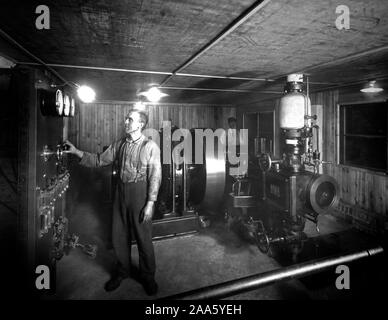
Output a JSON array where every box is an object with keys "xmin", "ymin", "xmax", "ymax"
[
  {"xmin": 68, "ymin": 102, "xmax": 236, "ymax": 153},
  {"xmin": 312, "ymin": 89, "xmax": 388, "ymax": 217}
]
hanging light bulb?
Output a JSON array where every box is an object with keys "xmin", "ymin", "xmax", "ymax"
[
  {"xmin": 360, "ymin": 80, "xmax": 384, "ymax": 93},
  {"xmin": 77, "ymin": 85, "xmax": 96, "ymax": 103},
  {"xmin": 138, "ymin": 86, "xmax": 168, "ymax": 102}
]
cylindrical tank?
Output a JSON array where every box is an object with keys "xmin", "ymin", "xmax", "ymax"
[
  {"xmin": 279, "ymin": 73, "xmax": 311, "ymax": 130},
  {"xmin": 279, "ymin": 92, "xmax": 309, "ymax": 130}
]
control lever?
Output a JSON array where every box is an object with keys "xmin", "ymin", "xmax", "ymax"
[
  {"xmin": 40, "ymin": 143, "xmax": 69, "ymax": 162},
  {"xmin": 66, "ymin": 234, "xmax": 98, "ymax": 259},
  {"xmin": 52, "ymin": 217, "xmax": 98, "ymax": 261}
]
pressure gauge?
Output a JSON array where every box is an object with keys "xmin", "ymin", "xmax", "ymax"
[
  {"xmin": 63, "ymin": 94, "xmax": 70, "ymax": 116},
  {"xmin": 55, "ymin": 90, "xmax": 64, "ymax": 116},
  {"xmin": 70, "ymin": 97, "xmax": 76, "ymax": 117}
]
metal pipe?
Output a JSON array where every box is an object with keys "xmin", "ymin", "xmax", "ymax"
[
  {"xmin": 172, "ymin": 162, "xmax": 176, "ymax": 214},
  {"xmin": 0, "ymin": 28, "xmax": 69, "ymax": 85},
  {"xmin": 17, "ymin": 61, "xmax": 173, "ymax": 76},
  {"xmin": 242, "ymin": 74, "xmax": 388, "ymax": 106},
  {"xmin": 162, "ymin": 246, "xmax": 384, "ymax": 300},
  {"xmin": 159, "ymin": 86, "xmax": 282, "ymax": 94},
  {"xmin": 312, "ymin": 75, "xmax": 388, "ymax": 92},
  {"xmin": 274, "ymin": 44, "xmax": 388, "ymax": 81},
  {"xmin": 159, "ymin": 0, "xmax": 272, "ymax": 86},
  {"xmin": 176, "ymin": 72, "xmax": 275, "ymax": 82},
  {"xmin": 18, "ymin": 61, "xmax": 330, "ymax": 85},
  {"xmin": 18, "ymin": 61, "xmax": 277, "ymax": 83}
]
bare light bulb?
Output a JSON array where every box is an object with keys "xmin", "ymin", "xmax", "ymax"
[
  {"xmin": 139, "ymin": 87, "xmax": 168, "ymax": 102},
  {"xmin": 77, "ymin": 85, "xmax": 96, "ymax": 103},
  {"xmin": 360, "ymin": 81, "xmax": 384, "ymax": 93}
]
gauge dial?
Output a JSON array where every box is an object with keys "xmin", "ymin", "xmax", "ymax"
[
  {"xmin": 55, "ymin": 90, "xmax": 64, "ymax": 116},
  {"xmin": 70, "ymin": 97, "xmax": 76, "ymax": 117},
  {"xmin": 63, "ymin": 94, "xmax": 70, "ymax": 116}
]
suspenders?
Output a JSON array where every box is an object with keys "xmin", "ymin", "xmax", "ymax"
[
  {"xmin": 134, "ymin": 138, "xmax": 148, "ymax": 182},
  {"xmin": 116, "ymin": 137, "xmax": 149, "ymax": 183}
]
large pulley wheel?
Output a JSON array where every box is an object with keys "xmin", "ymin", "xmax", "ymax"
[
  {"xmin": 187, "ymin": 130, "xmax": 226, "ymax": 212},
  {"xmin": 258, "ymin": 153, "xmax": 272, "ymax": 172},
  {"xmin": 307, "ymin": 174, "xmax": 339, "ymax": 215},
  {"xmin": 256, "ymin": 232, "xmax": 270, "ymax": 254},
  {"xmin": 254, "ymin": 220, "xmax": 270, "ymax": 254}
]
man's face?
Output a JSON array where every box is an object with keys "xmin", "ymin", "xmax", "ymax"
[
  {"xmin": 124, "ymin": 111, "xmax": 143, "ymax": 135},
  {"xmin": 229, "ymin": 120, "xmax": 237, "ymax": 129}
]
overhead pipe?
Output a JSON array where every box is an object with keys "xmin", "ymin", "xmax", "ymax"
[
  {"xmin": 0, "ymin": 28, "xmax": 69, "ymax": 85},
  {"xmin": 17, "ymin": 62, "xmax": 331, "ymax": 85},
  {"xmin": 176, "ymin": 72, "xmax": 275, "ymax": 82},
  {"xmin": 241, "ymin": 73, "xmax": 388, "ymax": 107},
  {"xmin": 17, "ymin": 61, "xmax": 173, "ymax": 76},
  {"xmin": 162, "ymin": 246, "xmax": 384, "ymax": 300},
  {"xmin": 273, "ymin": 44, "xmax": 388, "ymax": 82},
  {"xmin": 311, "ymin": 75, "xmax": 388, "ymax": 92},
  {"xmin": 159, "ymin": 86, "xmax": 282, "ymax": 94},
  {"xmin": 159, "ymin": 0, "xmax": 272, "ymax": 86},
  {"xmin": 18, "ymin": 61, "xmax": 277, "ymax": 82}
]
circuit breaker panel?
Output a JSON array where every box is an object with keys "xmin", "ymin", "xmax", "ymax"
[{"xmin": 16, "ymin": 67, "xmax": 95, "ymax": 295}]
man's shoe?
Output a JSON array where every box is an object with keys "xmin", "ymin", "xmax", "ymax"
[
  {"xmin": 104, "ymin": 275, "xmax": 125, "ymax": 292},
  {"xmin": 142, "ymin": 279, "xmax": 158, "ymax": 296}
]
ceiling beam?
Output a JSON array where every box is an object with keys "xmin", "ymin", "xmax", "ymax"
[{"xmin": 158, "ymin": 0, "xmax": 272, "ymax": 87}]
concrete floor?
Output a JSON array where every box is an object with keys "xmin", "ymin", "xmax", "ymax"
[
  {"xmin": 53, "ymin": 196, "xmax": 386, "ymax": 300},
  {"xmin": 55, "ymin": 220, "xmax": 306, "ymax": 300}
]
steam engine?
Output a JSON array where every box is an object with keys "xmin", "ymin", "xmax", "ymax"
[{"xmin": 254, "ymin": 74, "xmax": 339, "ymax": 255}]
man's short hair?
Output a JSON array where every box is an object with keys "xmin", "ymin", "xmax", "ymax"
[
  {"xmin": 228, "ymin": 117, "xmax": 237, "ymax": 124},
  {"xmin": 130, "ymin": 109, "xmax": 149, "ymax": 128}
]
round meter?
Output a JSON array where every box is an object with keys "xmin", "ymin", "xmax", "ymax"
[
  {"xmin": 63, "ymin": 94, "xmax": 70, "ymax": 116},
  {"xmin": 55, "ymin": 90, "xmax": 64, "ymax": 116},
  {"xmin": 70, "ymin": 97, "xmax": 76, "ymax": 117}
]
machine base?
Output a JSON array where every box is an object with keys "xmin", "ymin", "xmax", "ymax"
[{"xmin": 152, "ymin": 214, "xmax": 200, "ymax": 240}]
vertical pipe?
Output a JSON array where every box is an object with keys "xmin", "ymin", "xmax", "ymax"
[
  {"xmin": 183, "ymin": 162, "xmax": 187, "ymax": 213},
  {"xmin": 172, "ymin": 162, "xmax": 176, "ymax": 214}
]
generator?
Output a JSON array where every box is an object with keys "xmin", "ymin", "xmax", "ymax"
[{"xmin": 149, "ymin": 127, "xmax": 226, "ymax": 238}]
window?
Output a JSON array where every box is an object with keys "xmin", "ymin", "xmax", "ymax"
[{"xmin": 339, "ymin": 101, "xmax": 388, "ymax": 172}]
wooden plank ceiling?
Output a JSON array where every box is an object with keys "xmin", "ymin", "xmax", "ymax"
[{"xmin": 0, "ymin": 0, "xmax": 387, "ymax": 104}]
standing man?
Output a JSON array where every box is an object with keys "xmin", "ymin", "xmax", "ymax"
[
  {"xmin": 220, "ymin": 117, "xmax": 240, "ymax": 153},
  {"xmin": 65, "ymin": 108, "xmax": 161, "ymax": 295},
  {"xmin": 220, "ymin": 117, "xmax": 241, "ymax": 171}
]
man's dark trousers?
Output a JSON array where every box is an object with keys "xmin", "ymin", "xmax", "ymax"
[{"xmin": 112, "ymin": 180, "xmax": 155, "ymax": 281}]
